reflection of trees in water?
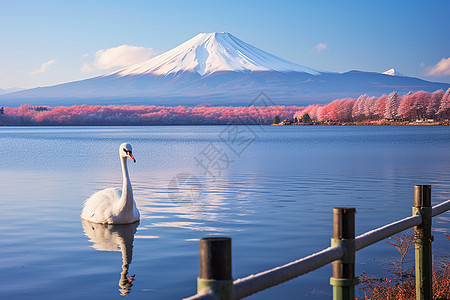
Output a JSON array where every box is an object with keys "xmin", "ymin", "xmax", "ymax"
[{"xmin": 82, "ymin": 220, "xmax": 139, "ymax": 296}]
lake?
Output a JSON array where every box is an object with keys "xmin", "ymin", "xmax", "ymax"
[{"xmin": 1, "ymin": 125, "xmax": 449, "ymax": 299}]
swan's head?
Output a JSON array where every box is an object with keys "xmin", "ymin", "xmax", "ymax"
[{"xmin": 120, "ymin": 142, "xmax": 136, "ymax": 163}]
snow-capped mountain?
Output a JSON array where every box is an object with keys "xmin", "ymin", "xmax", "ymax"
[
  {"xmin": 382, "ymin": 68, "xmax": 404, "ymax": 76},
  {"xmin": 1, "ymin": 33, "xmax": 448, "ymax": 107},
  {"xmin": 113, "ymin": 32, "xmax": 321, "ymax": 77}
]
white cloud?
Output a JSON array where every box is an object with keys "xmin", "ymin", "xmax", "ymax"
[
  {"xmin": 81, "ymin": 63, "xmax": 94, "ymax": 72},
  {"xmin": 426, "ymin": 57, "xmax": 450, "ymax": 76},
  {"xmin": 30, "ymin": 59, "xmax": 57, "ymax": 75},
  {"xmin": 81, "ymin": 45, "xmax": 157, "ymax": 72},
  {"xmin": 315, "ymin": 43, "xmax": 327, "ymax": 52},
  {"xmin": 82, "ymin": 53, "xmax": 89, "ymax": 57}
]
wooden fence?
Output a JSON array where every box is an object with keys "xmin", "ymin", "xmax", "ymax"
[{"xmin": 184, "ymin": 185, "xmax": 450, "ymax": 300}]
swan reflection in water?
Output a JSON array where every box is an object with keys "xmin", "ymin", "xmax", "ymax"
[{"xmin": 82, "ymin": 220, "xmax": 139, "ymax": 296}]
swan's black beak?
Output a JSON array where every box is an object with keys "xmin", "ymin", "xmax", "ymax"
[{"xmin": 128, "ymin": 153, "xmax": 136, "ymax": 163}]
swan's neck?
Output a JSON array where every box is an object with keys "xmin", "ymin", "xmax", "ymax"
[{"xmin": 119, "ymin": 156, "xmax": 133, "ymax": 212}]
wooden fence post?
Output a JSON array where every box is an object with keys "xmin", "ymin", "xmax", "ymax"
[
  {"xmin": 330, "ymin": 207, "xmax": 359, "ymax": 300},
  {"xmin": 197, "ymin": 237, "xmax": 233, "ymax": 300},
  {"xmin": 413, "ymin": 185, "xmax": 432, "ymax": 300}
]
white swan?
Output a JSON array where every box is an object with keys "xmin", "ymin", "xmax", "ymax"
[{"xmin": 81, "ymin": 143, "xmax": 140, "ymax": 224}]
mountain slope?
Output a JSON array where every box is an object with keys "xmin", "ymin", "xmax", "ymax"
[{"xmin": 0, "ymin": 87, "xmax": 24, "ymax": 95}]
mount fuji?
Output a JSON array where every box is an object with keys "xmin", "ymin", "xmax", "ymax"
[
  {"xmin": 382, "ymin": 68, "xmax": 405, "ymax": 77},
  {"xmin": 1, "ymin": 32, "xmax": 448, "ymax": 106},
  {"xmin": 112, "ymin": 32, "xmax": 320, "ymax": 77}
]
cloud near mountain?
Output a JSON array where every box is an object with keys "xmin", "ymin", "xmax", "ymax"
[
  {"xmin": 315, "ymin": 43, "xmax": 327, "ymax": 52},
  {"xmin": 30, "ymin": 59, "xmax": 57, "ymax": 75},
  {"xmin": 82, "ymin": 45, "xmax": 157, "ymax": 72},
  {"xmin": 427, "ymin": 57, "xmax": 450, "ymax": 76}
]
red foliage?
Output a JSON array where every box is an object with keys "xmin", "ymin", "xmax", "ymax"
[
  {"xmin": 295, "ymin": 89, "xmax": 449, "ymax": 122},
  {"xmin": 2, "ymin": 89, "xmax": 449, "ymax": 125},
  {"xmin": 0, "ymin": 104, "xmax": 302, "ymax": 126},
  {"xmin": 398, "ymin": 91, "xmax": 431, "ymax": 120},
  {"xmin": 438, "ymin": 88, "xmax": 450, "ymax": 119}
]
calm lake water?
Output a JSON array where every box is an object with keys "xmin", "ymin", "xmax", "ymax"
[{"xmin": 1, "ymin": 125, "xmax": 449, "ymax": 299}]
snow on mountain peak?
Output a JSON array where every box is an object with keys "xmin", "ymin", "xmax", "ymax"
[
  {"xmin": 113, "ymin": 32, "xmax": 321, "ymax": 77},
  {"xmin": 383, "ymin": 68, "xmax": 404, "ymax": 77}
]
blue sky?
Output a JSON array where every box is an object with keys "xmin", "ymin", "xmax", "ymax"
[{"xmin": 1, "ymin": 0, "xmax": 449, "ymax": 89}]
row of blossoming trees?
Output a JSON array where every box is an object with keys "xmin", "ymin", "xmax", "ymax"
[
  {"xmin": 0, "ymin": 104, "xmax": 301, "ymax": 125},
  {"xmin": 294, "ymin": 89, "xmax": 450, "ymax": 122},
  {"xmin": 1, "ymin": 89, "xmax": 449, "ymax": 125}
]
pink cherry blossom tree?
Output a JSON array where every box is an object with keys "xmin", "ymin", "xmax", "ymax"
[
  {"xmin": 384, "ymin": 91, "xmax": 399, "ymax": 119},
  {"xmin": 437, "ymin": 88, "xmax": 450, "ymax": 119}
]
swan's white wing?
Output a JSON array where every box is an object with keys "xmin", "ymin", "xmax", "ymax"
[{"xmin": 81, "ymin": 188, "xmax": 122, "ymax": 224}]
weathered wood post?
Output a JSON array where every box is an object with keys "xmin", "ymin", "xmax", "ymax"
[
  {"xmin": 197, "ymin": 237, "xmax": 233, "ymax": 300},
  {"xmin": 413, "ymin": 185, "xmax": 432, "ymax": 300},
  {"xmin": 330, "ymin": 208, "xmax": 358, "ymax": 300}
]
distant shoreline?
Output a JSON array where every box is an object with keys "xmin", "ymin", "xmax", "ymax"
[
  {"xmin": 1, "ymin": 122, "xmax": 449, "ymax": 127},
  {"xmin": 274, "ymin": 120, "xmax": 450, "ymax": 126}
]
